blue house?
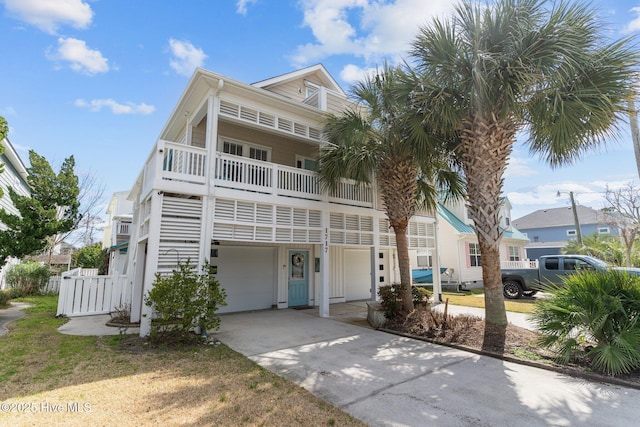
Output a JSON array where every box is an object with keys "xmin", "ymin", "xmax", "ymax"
[{"xmin": 512, "ymin": 205, "xmax": 617, "ymax": 260}]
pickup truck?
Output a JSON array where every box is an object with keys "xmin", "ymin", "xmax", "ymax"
[{"xmin": 502, "ymin": 254, "xmax": 619, "ymax": 299}]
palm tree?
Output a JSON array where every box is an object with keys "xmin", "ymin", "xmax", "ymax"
[
  {"xmin": 317, "ymin": 64, "xmax": 464, "ymax": 315},
  {"xmin": 407, "ymin": 0, "xmax": 638, "ymax": 349}
]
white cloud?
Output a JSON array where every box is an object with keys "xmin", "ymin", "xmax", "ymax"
[
  {"xmin": 168, "ymin": 39, "xmax": 207, "ymax": 77},
  {"xmin": 339, "ymin": 64, "xmax": 377, "ymax": 84},
  {"xmin": 504, "ymin": 156, "xmax": 537, "ymax": 179},
  {"xmin": 74, "ymin": 99, "xmax": 155, "ymax": 115},
  {"xmin": 47, "ymin": 37, "xmax": 109, "ymax": 75},
  {"xmin": 236, "ymin": 0, "xmax": 257, "ymax": 15},
  {"xmin": 625, "ymin": 6, "xmax": 640, "ymax": 33},
  {"xmin": 291, "ymin": 0, "xmax": 456, "ymax": 67},
  {"xmin": 4, "ymin": 0, "xmax": 93, "ymax": 34}
]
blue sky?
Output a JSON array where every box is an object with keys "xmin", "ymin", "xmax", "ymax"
[{"xmin": 1, "ymin": 0, "xmax": 640, "ymax": 232}]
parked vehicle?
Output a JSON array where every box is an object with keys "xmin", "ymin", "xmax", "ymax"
[{"xmin": 501, "ymin": 254, "xmax": 628, "ymax": 299}]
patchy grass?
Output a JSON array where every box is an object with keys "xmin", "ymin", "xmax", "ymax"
[
  {"xmin": 441, "ymin": 292, "xmax": 537, "ymax": 314},
  {"xmin": 0, "ymin": 295, "xmax": 364, "ymax": 427}
]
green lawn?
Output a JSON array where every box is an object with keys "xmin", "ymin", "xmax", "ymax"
[
  {"xmin": 442, "ymin": 291, "xmax": 537, "ymax": 314},
  {"xmin": 0, "ymin": 295, "xmax": 364, "ymax": 426}
]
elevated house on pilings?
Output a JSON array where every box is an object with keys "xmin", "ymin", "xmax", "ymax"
[{"xmin": 124, "ymin": 65, "xmax": 439, "ymax": 335}]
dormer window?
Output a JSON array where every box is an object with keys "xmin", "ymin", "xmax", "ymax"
[{"xmin": 304, "ymin": 80, "xmax": 319, "ymax": 98}]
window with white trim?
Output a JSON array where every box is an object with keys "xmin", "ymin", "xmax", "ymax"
[
  {"xmin": 566, "ymin": 229, "xmax": 577, "ymax": 237},
  {"xmin": 598, "ymin": 227, "xmax": 610, "ymax": 235},
  {"xmin": 469, "ymin": 243, "xmax": 481, "ymax": 267},
  {"xmin": 220, "ymin": 138, "xmax": 271, "ymax": 162},
  {"xmin": 508, "ymin": 246, "xmax": 520, "ymax": 261}
]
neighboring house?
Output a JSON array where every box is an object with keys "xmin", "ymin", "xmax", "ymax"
[
  {"xmin": 415, "ymin": 197, "xmax": 529, "ymax": 285},
  {"xmin": 103, "ymin": 191, "xmax": 133, "ymax": 275},
  {"xmin": 0, "ymin": 137, "xmax": 30, "ymax": 288},
  {"xmin": 123, "ymin": 65, "xmax": 439, "ymax": 335},
  {"xmin": 513, "ymin": 205, "xmax": 617, "ymax": 260}
]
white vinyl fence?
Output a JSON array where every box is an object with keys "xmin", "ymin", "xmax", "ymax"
[
  {"xmin": 56, "ymin": 273, "xmax": 131, "ymax": 317},
  {"xmin": 44, "ymin": 275, "xmax": 61, "ymax": 294},
  {"xmin": 45, "ymin": 268, "xmax": 100, "ymax": 295}
]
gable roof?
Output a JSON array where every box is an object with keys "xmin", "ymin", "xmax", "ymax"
[
  {"xmin": 438, "ymin": 204, "xmax": 475, "ymax": 234},
  {"xmin": 438, "ymin": 204, "xmax": 529, "ymax": 241},
  {"xmin": 513, "ymin": 205, "xmax": 606, "ymax": 229},
  {"xmin": 252, "ymin": 64, "xmax": 346, "ymax": 97}
]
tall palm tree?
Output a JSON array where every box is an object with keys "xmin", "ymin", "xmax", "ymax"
[
  {"xmin": 407, "ymin": 0, "xmax": 638, "ymax": 349},
  {"xmin": 317, "ymin": 64, "xmax": 464, "ymax": 315}
]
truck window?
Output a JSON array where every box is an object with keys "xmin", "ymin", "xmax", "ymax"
[
  {"xmin": 564, "ymin": 259, "xmax": 577, "ymax": 270},
  {"xmin": 545, "ymin": 258, "xmax": 559, "ymax": 270},
  {"xmin": 576, "ymin": 259, "xmax": 595, "ymax": 271}
]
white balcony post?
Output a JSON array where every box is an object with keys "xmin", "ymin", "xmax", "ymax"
[{"xmin": 271, "ymin": 163, "xmax": 278, "ymax": 195}]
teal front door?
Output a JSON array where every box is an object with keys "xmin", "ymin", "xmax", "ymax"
[{"xmin": 288, "ymin": 250, "xmax": 309, "ymax": 307}]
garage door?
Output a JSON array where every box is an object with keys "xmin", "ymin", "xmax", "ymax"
[
  {"xmin": 344, "ymin": 249, "xmax": 372, "ymax": 301},
  {"xmin": 214, "ymin": 247, "xmax": 276, "ymax": 313}
]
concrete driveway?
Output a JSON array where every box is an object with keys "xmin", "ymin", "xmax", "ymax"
[{"xmin": 215, "ymin": 308, "xmax": 640, "ymax": 427}]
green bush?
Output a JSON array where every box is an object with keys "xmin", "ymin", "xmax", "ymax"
[
  {"xmin": 144, "ymin": 259, "xmax": 227, "ymax": 344},
  {"xmin": 532, "ymin": 270, "xmax": 640, "ymax": 375},
  {"xmin": 0, "ymin": 290, "xmax": 10, "ymax": 307},
  {"xmin": 378, "ymin": 284, "xmax": 431, "ymax": 320},
  {"xmin": 5, "ymin": 262, "xmax": 50, "ymax": 296},
  {"xmin": 6, "ymin": 287, "xmax": 24, "ymax": 299}
]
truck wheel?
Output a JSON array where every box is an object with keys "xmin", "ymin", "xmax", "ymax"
[{"xmin": 503, "ymin": 280, "xmax": 523, "ymax": 299}]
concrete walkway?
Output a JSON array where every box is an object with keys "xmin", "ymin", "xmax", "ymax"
[
  {"xmin": 0, "ymin": 302, "xmax": 32, "ymax": 336},
  {"xmin": 216, "ymin": 307, "xmax": 640, "ymax": 427}
]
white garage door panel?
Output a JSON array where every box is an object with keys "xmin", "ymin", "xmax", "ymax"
[
  {"xmin": 345, "ymin": 249, "xmax": 371, "ymax": 301},
  {"xmin": 215, "ymin": 247, "xmax": 276, "ymax": 313}
]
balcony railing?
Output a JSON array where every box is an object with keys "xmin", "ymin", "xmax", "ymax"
[
  {"xmin": 141, "ymin": 141, "xmax": 373, "ymax": 208},
  {"xmin": 501, "ymin": 260, "xmax": 538, "ymax": 269}
]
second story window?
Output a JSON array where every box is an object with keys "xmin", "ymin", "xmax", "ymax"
[
  {"xmin": 220, "ymin": 138, "xmax": 271, "ymax": 162},
  {"xmin": 249, "ymin": 147, "xmax": 268, "ymax": 161},
  {"xmin": 223, "ymin": 141, "xmax": 243, "ymax": 156},
  {"xmin": 566, "ymin": 229, "xmax": 577, "ymax": 237}
]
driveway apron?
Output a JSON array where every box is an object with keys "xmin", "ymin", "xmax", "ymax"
[{"xmin": 216, "ymin": 309, "xmax": 640, "ymax": 427}]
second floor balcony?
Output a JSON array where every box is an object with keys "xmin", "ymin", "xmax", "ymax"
[{"xmin": 141, "ymin": 140, "xmax": 374, "ymax": 209}]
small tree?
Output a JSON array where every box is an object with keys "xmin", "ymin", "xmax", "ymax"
[
  {"xmin": 73, "ymin": 243, "xmax": 104, "ymax": 269},
  {"xmin": 0, "ymin": 151, "xmax": 80, "ymax": 265},
  {"xmin": 144, "ymin": 260, "xmax": 226, "ymax": 344},
  {"xmin": 603, "ymin": 183, "xmax": 640, "ymax": 267}
]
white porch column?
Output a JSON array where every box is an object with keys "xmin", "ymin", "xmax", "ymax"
[
  {"xmin": 199, "ymin": 91, "xmax": 219, "ymax": 268},
  {"xmin": 139, "ymin": 192, "xmax": 163, "ymax": 337},
  {"xmin": 319, "ymin": 211, "xmax": 330, "ymax": 317},
  {"xmin": 371, "ymin": 217, "xmax": 381, "ymax": 301},
  {"xmin": 431, "ymin": 217, "xmax": 443, "ymax": 303}
]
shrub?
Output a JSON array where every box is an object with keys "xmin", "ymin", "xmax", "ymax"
[
  {"xmin": 144, "ymin": 259, "xmax": 227, "ymax": 344},
  {"xmin": 378, "ymin": 284, "xmax": 431, "ymax": 320},
  {"xmin": 0, "ymin": 290, "xmax": 10, "ymax": 307},
  {"xmin": 5, "ymin": 262, "xmax": 50, "ymax": 296},
  {"xmin": 532, "ymin": 270, "xmax": 640, "ymax": 375},
  {"xmin": 6, "ymin": 287, "xmax": 23, "ymax": 299}
]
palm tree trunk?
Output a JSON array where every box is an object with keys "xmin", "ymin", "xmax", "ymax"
[
  {"xmin": 459, "ymin": 114, "xmax": 514, "ymax": 351},
  {"xmin": 394, "ymin": 225, "xmax": 414, "ymax": 314},
  {"xmin": 477, "ymin": 241, "xmax": 507, "ymax": 351}
]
